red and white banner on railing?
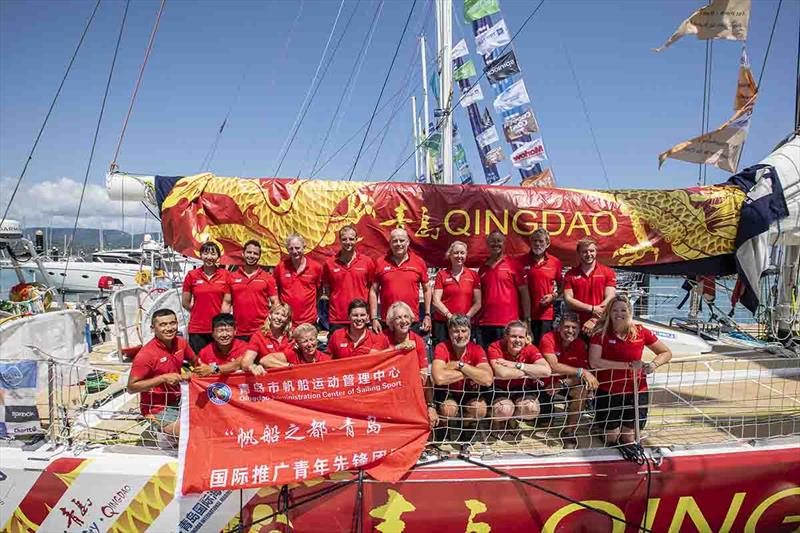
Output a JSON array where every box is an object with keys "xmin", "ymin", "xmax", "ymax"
[{"xmin": 177, "ymin": 349, "xmax": 430, "ymax": 495}]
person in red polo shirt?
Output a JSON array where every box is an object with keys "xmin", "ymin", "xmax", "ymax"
[
  {"xmin": 182, "ymin": 242, "xmax": 232, "ymax": 354},
  {"xmin": 487, "ymin": 320, "xmax": 551, "ymax": 433},
  {"xmin": 432, "ymin": 315, "xmax": 493, "ymax": 440},
  {"xmin": 327, "ymin": 299, "xmax": 390, "ymax": 359},
  {"xmin": 563, "ymin": 237, "xmax": 616, "ymax": 336},
  {"xmin": 370, "ymin": 228, "xmax": 431, "ymax": 335},
  {"xmin": 127, "ymin": 309, "xmax": 198, "ymax": 437},
  {"xmin": 476, "ymin": 231, "xmax": 529, "ymax": 348},
  {"xmin": 240, "ymin": 302, "xmax": 293, "ymax": 376},
  {"xmin": 259, "ymin": 323, "xmax": 332, "ymax": 368},
  {"xmin": 432, "ymin": 240, "xmax": 481, "ymax": 346},
  {"xmin": 323, "ymin": 225, "xmax": 376, "ymax": 336},
  {"xmin": 229, "ymin": 240, "xmax": 278, "ymax": 341},
  {"xmin": 274, "ymin": 234, "xmax": 323, "ymax": 327},
  {"xmin": 195, "ymin": 313, "xmax": 251, "ymax": 375},
  {"xmin": 589, "ymin": 296, "xmax": 672, "ymax": 446},
  {"xmin": 539, "ymin": 313, "xmax": 598, "ymax": 448},
  {"xmin": 519, "ymin": 228, "xmax": 563, "ymax": 345}
]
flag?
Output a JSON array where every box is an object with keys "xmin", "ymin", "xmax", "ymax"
[
  {"xmin": 503, "ymin": 108, "xmax": 539, "ymax": 141},
  {"xmin": 485, "ymin": 146, "xmax": 505, "ymax": 164},
  {"xmin": 454, "ymin": 60, "xmax": 477, "ymax": 81},
  {"xmin": 658, "ymin": 96, "xmax": 755, "ymax": 173},
  {"xmin": 735, "ymin": 47, "xmax": 757, "ymax": 111},
  {"xmin": 420, "ymin": 132, "xmax": 441, "ymax": 157},
  {"xmin": 511, "ymin": 138, "xmax": 547, "ymax": 169},
  {"xmin": 452, "ymin": 39, "xmax": 469, "ymax": 60},
  {"xmin": 476, "ymin": 126, "xmax": 499, "ymax": 148},
  {"xmin": 0, "ymin": 361, "xmax": 43, "ymax": 437},
  {"xmin": 655, "ymin": 0, "xmax": 751, "ymax": 52},
  {"xmin": 485, "ymin": 50, "xmax": 521, "ymax": 83},
  {"xmin": 480, "ymin": 108, "xmax": 494, "ymax": 129},
  {"xmin": 464, "ymin": 0, "xmax": 500, "ymax": 22},
  {"xmin": 459, "ymin": 83, "xmax": 484, "ymax": 107},
  {"xmin": 475, "ymin": 19, "xmax": 510, "ymax": 56},
  {"xmin": 493, "ymin": 79, "xmax": 530, "ymax": 112},
  {"xmin": 521, "ymin": 168, "xmax": 555, "ymax": 188}
]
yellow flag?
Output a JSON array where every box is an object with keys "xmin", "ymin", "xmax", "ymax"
[
  {"xmin": 735, "ymin": 48, "xmax": 757, "ymax": 111},
  {"xmin": 658, "ymin": 96, "xmax": 755, "ymax": 173},
  {"xmin": 655, "ymin": 0, "xmax": 751, "ymax": 52},
  {"xmin": 521, "ymin": 168, "xmax": 555, "ymax": 188}
]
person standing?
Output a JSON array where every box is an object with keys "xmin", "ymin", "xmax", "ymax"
[
  {"xmin": 323, "ymin": 225, "xmax": 375, "ymax": 336},
  {"xmin": 563, "ymin": 238, "xmax": 616, "ymax": 336},
  {"xmin": 182, "ymin": 242, "xmax": 232, "ymax": 354},
  {"xmin": 519, "ymin": 229, "xmax": 563, "ymax": 345},
  {"xmin": 431, "ymin": 241, "xmax": 481, "ymax": 346},
  {"xmin": 370, "ymin": 228, "xmax": 431, "ymax": 335},
  {"xmin": 274, "ymin": 234, "xmax": 323, "ymax": 328},
  {"xmin": 476, "ymin": 231, "xmax": 529, "ymax": 347},
  {"xmin": 229, "ymin": 240, "xmax": 279, "ymax": 341}
]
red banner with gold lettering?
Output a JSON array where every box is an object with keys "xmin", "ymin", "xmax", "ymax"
[
  {"xmin": 177, "ymin": 349, "xmax": 430, "ymax": 495},
  {"xmin": 157, "ymin": 174, "xmax": 745, "ymax": 271}
]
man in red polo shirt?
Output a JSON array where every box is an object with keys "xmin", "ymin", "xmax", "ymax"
[
  {"xmin": 539, "ymin": 313, "xmax": 598, "ymax": 447},
  {"xmin": 477, "ymin": 231, "xmax": 529, "ymax": 347},
  {"xmin": 229, "ymin": 240, "xmax": 279, "ymax": 341},
  {"xmin": 274, "ymin": 234, "xmax": 323, "ymax": 327},
  {"xmin": 323, "ymin": 225, "xmax": 376, "ymax": 336},
  {"xmin": 260, "ymin": 323, "xmax": 333, "ymax": 368},
  {"xmin": 127, "ymin": 309, "xmax": 198, "ymax": 437},
  {"xmin": 519, "ymin": 228, "xmax": 563, "ymax": 345},
  {"xmin": 369, "ymin": 228, "xmax": 431, "ymax": 335},
  {"xmin": 195, "ymin": 313, "xmax": 251, "ymax": 375},
  {"xmin": 327, "ymin": 299, "xmax": 390, "ymax": 358},
  {"xmin": 563, "ymin": 237, "xmax": 616, "ymax": 335}
]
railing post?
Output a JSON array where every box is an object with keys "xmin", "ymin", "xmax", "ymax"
[
  {"xmin": 47, "ymin": 358, "xmax": 56, "ymax": 444},
  {"xmin": 632, "ymin": 367, "xmax": 642, "ymax": 444}
]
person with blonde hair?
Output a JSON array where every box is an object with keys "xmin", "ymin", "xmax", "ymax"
[
  {"xmin": 588, "ymin": 296, "xmax": 672, "ymax": 446},
  {"xmin": 258, "ymin": 323, "xmax": 331, "ymax": 369},
  {"xmin": 240, "ymin": 302, "xmax": 293, "ymax": 375},
  {"xmin": 274, "ymin": 233, "xmax": 323, "ymax": 327},
  {"xmin": 431, "ymin": 240, "xmax": 481, "ymax": 346},
  {"xmin": 563, "ymin": 237, "xmax": 616, "ymax": 336}
]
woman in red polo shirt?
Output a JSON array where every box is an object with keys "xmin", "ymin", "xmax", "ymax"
[
  {"xmin": 327, "ymin": 299, "xmax": 390, "ymax": 359},
  {"xmin": 182, "ymin": 242, "xmax": 232, "ymax": 354},
  {"xmin": 589, "ymin": 296, "xmax": 672, "ymax": 446},
  {"xmin": 261, "ymin": 323, "xmax": 332, "ymax": 368},
  {"xmin": 432, "ymin": 241, "xmax": 481, "ymax": 346},
  {"xmin": 241, "ymin": 302, "xmax": 293, "ymax": 376}
]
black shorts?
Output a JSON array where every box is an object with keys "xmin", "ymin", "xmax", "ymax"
[
  {"xmin": 431, "ymin": 320, "xmax": 449, "ymax": 347},
  {"xmin": 433, "ymin": 387, "xmax": 484, "ymax": 405},
  {"xmin": 594, "ymin": 389, "xmax": 649, "ymax": 431},
  {"xmin": 188, "ymin": 333, "xmax": 213, "ymax": 354},
  {"xmin": 530, "ymin": 320, "xmax": 554, "ymax": 345},
  {"xmin": 327, "ymin": 323, "xmax": 348, "ymax": 336},
  {"xmin": 476, "ymin": 325, "xmax": 505, "ymax": 348}
]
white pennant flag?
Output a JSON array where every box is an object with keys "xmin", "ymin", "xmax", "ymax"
[
  {"xmin": 459, "ymin": 83, "xmax": 484, "ymax": 107},
  {"xmin": 452, "ymin": 39, "xmax": 469, "ymax": 60},
  {"xmin": 511, "ymin": 138, "xmax": 547, "ymax": 169},
  {"xmin": 476, "ymin": 126, "xmax": 499, "ymax": 148},
  {"xmin": 493, "ymin": 79, "xmax": 530, "ymax": 112},
  {"xmin": 475, "ymin": 19, "xmax": 510, "ymax": 56}
]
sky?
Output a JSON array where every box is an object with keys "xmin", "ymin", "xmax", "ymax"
[{"xmin": 0, "ymin": 0, "xmax": 797, "ymax": 234}]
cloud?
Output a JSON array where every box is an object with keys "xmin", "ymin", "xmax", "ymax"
[{"xmin": 1, "ymin": 177, "xmax": 158, "ymax": 233}]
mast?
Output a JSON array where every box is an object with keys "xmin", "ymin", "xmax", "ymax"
[
  {"xmin": 412, "ymin": 96, "xmax": 420, "ymax": 181},
  {"xmin": 420, "ymin": 35, "xmax": 431, "ymax": 183},
  {"xmin": 436, "ymin": 0, "xmax": 453, "ymax": 184}
]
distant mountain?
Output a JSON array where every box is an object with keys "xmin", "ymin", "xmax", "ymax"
[{"xmin": 23, "ymin": 227, "xmax": 163, "ymax": 254}]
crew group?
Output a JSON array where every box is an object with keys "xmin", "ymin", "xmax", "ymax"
[{"xmin": 127, "ymin": 226, "xmax": 672, "ymax": 448}]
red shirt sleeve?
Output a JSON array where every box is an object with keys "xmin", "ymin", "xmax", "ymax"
[
  {"xmin": 511, "ymin": 258, "xmax": 525, "ymax": 286},
  {"xmin": 413, "ymin": 334, "xmax": 428, "ymax": 369},
  {"xmin": 373, "ymin": 332, "xmax": 390, "ymax": 350},
  {"xmin": 640, "ymin": 326, "xmax": 658, "ymax": 346},
  {"xmin": 433, "ymin": 342, "xmax": 450, "ymax": 362},
  {"xmin": 182, "ymin": 271, "xmax": 193, "ymax": 293},
  {"xmin": 605, "ymin": 266, "xmax": 617, "ymax": 288},
  {"xmin": 469, "ymin": 344, "xmax": 488, "ymax": 366},
  {"xmin": 538, "ymin": 332, "xmax": 556, "ymax": 355},
  {"xmin": 486, "ymin": 341, "xmax": 503, "ymax": 361},
  {"xmin": 589, "ymin": 333, "xmax": 603, "ymax": 347},
  {"xmin": 266, "ymin": 271, "xmax": 278, "ymax": 298},
  {"xmin": 555, "ymin": 259, "xmax": 564, "ymax": 288},
  {"xmin": 433, "ymin": 270, "xmax": 445, "ymax": 290},
  {"xmin": 183, "ymin": 338, "xmax": 196, "ymax": 362},
  {"xmin": 563, "ymin": 271, "xmax": 574, "ymax": 291},
  {"xmin": 129, "ymin": 351, "xmax": 154, "ymax": 380},
  {"xmin": 522, "ymin": 344, "xmax": 543, "ymax": 363},
  {"xmin": 418, "ymin": 257, "xmax": 429, "ymax": 284},
  {"xmin": 247, "ymin": 332, "xmax": 268, "ymax": 357},
  {"xmin": 197, "ymin": 344, "xmax": 214, "ymax": 364},
  {"xmin": 314, "ymin": 261, "xmax": 324, "ymax": 289},
  {"xmin": 283, "ymin": 348, "xmax": 300, "ymax": 365}
]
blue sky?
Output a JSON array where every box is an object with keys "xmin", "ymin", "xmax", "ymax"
[{"xmin": 0, "ymin": 0, "xmax": 797, "ymax": 231}]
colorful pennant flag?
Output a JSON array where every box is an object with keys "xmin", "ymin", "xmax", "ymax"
[
  {"xmin": 459, "ymin": 83, "xmax": 484, "ymax": 108},
  {"xmin": 464, "ymin": 0, "xmax": 501, "ymax": 22},
  {"xmin": 475, "ymin": 19, "xmax": 510, "ymax": 56},
  {"xmin": 454, "ymin": 60, "xmax": 477, "ymax": 81},
  {"xmin": 655, "ymin": 0, "xmax": 751, "ymax": 52},
  {"xmin": 485, "ymin": 49, "xmax": 520, "ymax": 83},
  {"xmin": 452, "ymin": 39, "xmax": 469, "ymax": 60},
  {"xmin": 493, "ymin": 79, "xmax": 530, "ymax": 112},
  {"xmin": 511, "ymin": 138, "xmax": 547, "ymax": 169},
  {"xmin": 734, "ymin": 48, "xmax": 757, "ymax": 111}
]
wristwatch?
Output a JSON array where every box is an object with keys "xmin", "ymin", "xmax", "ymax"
[
  {"xmin": 457, "ymin": 361, "xmax": 465, "ymax": 370},
  {"xmin": 515, "ymin": 362, "xmax": 523, "ymax": 370},
  {"xmin": 210, "ymin": 362, "xmax": 220, "ymax": 375}
]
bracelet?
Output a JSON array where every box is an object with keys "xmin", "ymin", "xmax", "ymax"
[
  {"xmin": 591, "ymin": 305, "xmax": 595, "ymax": 314},
  {"xmin": 576, "ymin": 368, "xmax": 583, "ymax": 379}
]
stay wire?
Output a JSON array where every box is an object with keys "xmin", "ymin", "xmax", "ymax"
[
  {"xmin": 61, "ymin": 0, "xmax": 130, "ymax": 294},
  {"xmin": 346, "ymin": 0, "xmax": 419, "ymax": 181},
  {"xmin": 0, "ymin": 0, "xmax": 101, "ymax": 229},
  {"xmin": 385, "ymin": 0, "xmax": 546, "ymax": 182},
  {"xmin": 698, "ymin": 40, "xmax": 711, "ymax": 186},
  {"xmin": 458, "ymin": 455, "xmax": 653, "ymax": 533},
  {"xmin": 757, "ymin": 0, "xmax": 783, "ymax": 91},
  {"xmin": 273, "ymin": 0, "xmax": 348, "ymax": 176}
]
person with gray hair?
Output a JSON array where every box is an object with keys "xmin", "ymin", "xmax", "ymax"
[
  {"xmin": 370, "ymin": 227, "xmax": 431, "ymax": 336},
  {"xmin": 274, "ymin": 233, "xmax": 323, "ymax": 327},
  {"xmin": 518, "ymin": 228, "xmax": 563, "ymax": 344}
]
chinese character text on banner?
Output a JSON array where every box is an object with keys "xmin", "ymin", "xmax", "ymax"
[{"xmin": 177, "ymin": 349, "xmax": 430, "ymax": 495}]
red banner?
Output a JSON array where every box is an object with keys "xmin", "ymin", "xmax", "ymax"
[
  {"xmin": 177, "ymin": 349, "xmax": 430, "ymax": 495},
  {"xmin": 159, "ymin": 174, "xmax": 745, "ymax": 269}
]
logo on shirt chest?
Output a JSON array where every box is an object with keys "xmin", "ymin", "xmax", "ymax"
[
  {"xmin": 195, "ymin": 280, "xmax": 205, "ymax": 285},
  {"xmin": 159, "ymin": 356, "xmax": 168, "ymax": 363},
  {"xmin": 339, "ymin": 343, "xmax": 348, "ymax": 348},
  {"xmin": 609, "ymin": 339, "xmax": 617, "ymax": 344},
  {"xmin": 333, "ymin": 268, "xmax": 341, "ymax": 273},
  {"xmin": 383, "ymin": 266, "xmax": 392, "ymax": 272}
]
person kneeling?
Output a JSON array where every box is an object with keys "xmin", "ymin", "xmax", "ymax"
[
  {"xmin": 431, "ymin": 315, "xmax": 493, "ymax": 442},
  {"xmin": 488, "ymin": 320, "xmax": 551, "ymax": 435},
  {"xmin": 257, "ymin": 323, "xmax": 332, "ymax": 369},
  {"xmin": 194, "ymin": 313, "xmax": 251, "ymax": 376}
]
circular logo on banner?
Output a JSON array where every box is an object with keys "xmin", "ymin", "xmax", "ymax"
[{"xmin": 207, "ymin": 382, "xmax": 232, "ymax": 405}]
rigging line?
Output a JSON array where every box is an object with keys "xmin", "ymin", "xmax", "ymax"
[
  {"xmin": 561, "ymin": 40, "xmax": 610, "ymax": 189},
  {"xmin": 60, "ymin": 0, "xmax": 130, "ymax": 293},
  {"xmin": 703, "ymin": 41, "xmax": 714, "ymax": 186},
  {"xmin": 757, "ymin": 0, "xmax": 783, "ymax": 91},
  {"xmin": 0, "ymin": 0, "xmax": 101, "ymax": 229},
  {"xmin": 272, "ymin": 0, "xmax": 347, "ymax": 176},
  {"xmin": 346, "ymin": 0, "xmax": 419, "ymax": 181},
  {"xmin": 385, "ymin": 0, "xmax": 546, "ymax": 183},
  {"xmin": 698, "ymin": 40, "xmax": 711, "ymax": 185},
  {"xmin": 290, "ymin": 0, "xmax": 364, "ymax": 178},
  {"xmin": 109, "ymin": 0, "xmax": 166, "ymax": 172},
  {"xmin": 199, "ymin": 69, "xmax": 248, "ymax": 172},
  {"xmin": 310, "ymin": 0, "xmax": 385, "ymax": 176}
]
